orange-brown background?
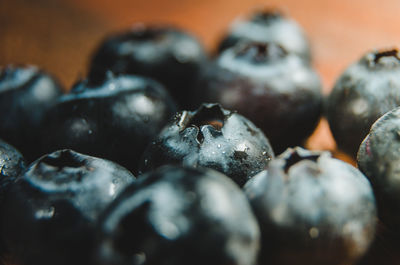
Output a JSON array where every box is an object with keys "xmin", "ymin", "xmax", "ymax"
[{"xmin": 1, "ymin": 0, "xmax": 400, "ymax": 162}]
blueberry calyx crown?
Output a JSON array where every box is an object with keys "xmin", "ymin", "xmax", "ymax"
[
  {"xmin": 33, "ymin": 149, "xmax": 90, "ymax": 184},
  {"xmin": 234, "ymin": 42, "xmax": 287, "ymax": 64},
  {"xmin": 280, "ymin": 147, "xmax": 321, "ymax": 174},
  {"xmin": 40, "ymin": 149, "xmax": 86, "ymax": 169},
  {"xmin": 251, "ymin": 9, "xmax": 283, "ymax": 24},
  {"xmin": 177, "ymin": 103, "xmax": 231, "ymax": 144},
  {"xmin": 365, "ymin": 48, "xmax": 400, "ymax": 68},
  {"xmin": 374, "ymin": 49, "xmax": 399, "ymax": 63}
]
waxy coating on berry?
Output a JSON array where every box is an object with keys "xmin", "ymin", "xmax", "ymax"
[
  {"xmin": 41, "ymin": 74, "xmax": 177, "ymax": 174},
  {"xmin": 88, "ymin": 24, "xmax": 207, "ymax": 109},
  {"xmin": 0, "ymin": 65, "xmax": 64, "ymax": 161},
  {"xmin": 327, "ymin": 48, "xmax": 400, "ymax": 157},
  {"xmin": 199, "ymin": 42, "xmax": 322, "ymax": 154},
  {"xmin": 357, "ymin": 107, "xmax": 400, "ymax": 234},
  {"xmin": 139, "ymin": 103, "xmax": 274, "ymax": 186},
  {"xmin": 245, "ymin": 147, "xmax": 377, "ymax": 265},
  {"xmin": 1, "ymin": 149, "xmax": 135, "ymax": 265},
  {"xmin": 96, "ymin": 165, "xmax": 260, "ymax": 265},
  {"xmin": 217, "ymin": 8, "xmax": 311, "ymax": 62}
]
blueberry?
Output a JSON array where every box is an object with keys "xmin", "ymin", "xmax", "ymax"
[
  {"xmin": 1, "ymin": 149, "xmax": 135, "ymax": 265},
  {"xmin": 88, "ymin": 24, "xmax": 207, "ymax": 109},
  {"xmin": 244, "ymin": 147, "xmax": 377, "ymax": 265},
  {"xmin": 0, "ymin": 139, "xmax": 26, "ymax": 182},
  {"xmin": 0, "ymin": 139, "xmax": 26, "ymax": 258},
  {"xmin": 0, "ymin": 65, "xmax": 64, "ymax": 161},
  {"xmin": 198, "ymin": 42, "xmax": 322, "ymax": 154},
  {"xmin": 357, "ymin": 107, "xmax": 400, "ymax": 233},
  {"xmin": 0, "ymin": 138, "xmax": 25, "ymax": 212},
  {"xmin": 139, "ymin": 103, "xmax": 274, "ymax": 186},
  {"xmin": 217, "ymin": 8, "xmax": 311, "ymax": 62},
  {"xmin": 327, "ymin": 48, "xmax": 400, "ymax": 157},
  {"xmin": 41, "ymin": 74, "xmax": 177, "ymax": 174},
  {"xmin": 95, "ymin": 165, "xmax": 260, "ymax": 265}
]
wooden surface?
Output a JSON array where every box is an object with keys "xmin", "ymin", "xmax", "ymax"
[{"xmin": 2, "ymin": 0, "xmax": 400, "ymax": 161}]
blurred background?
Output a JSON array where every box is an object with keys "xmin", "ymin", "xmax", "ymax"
[{"xmin": 1, "ymin": 0, "xmax": 400, "ymax": 160}]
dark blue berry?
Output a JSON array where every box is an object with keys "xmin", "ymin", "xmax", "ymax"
[
  {"xmin": 199, "ymin": 42, "xmax": 322, "ymax": 154},
  {"xmin": 41, "ymin": 74, "xmax": 177, "ymax": 174},
  {"xmin": 245, "ymin": 147, "xmax": 377, "ymax": 265},
  {"xmin": 88, "ymin": 24, "xmax": 207, "ymax": 110},
  {"xmin": 96, "ymin": 165, "xmax": 260, "ymax": 265},
  {"xmin": 1, "ymin": 149, "xmax": 135, "ymax": 265},
  {"xmin": 0, "ymin": 139, "xmax": 26, "ymax": 258},
  {"xmin": 0, "ymin": 65, "xmax": 63, "ymax": 161},
  {"xmin": 358, "ymin": 107, "xmax": 400, "ymax": 233},
  {"xmin": 217, "ymin": 9, "xmax": 311, "ymax": 62},
  {"xmin": 139, "ymin": 103, "xmax": 274, "ymax": 186},
  {"xmin": 327, "ymin": 48, "xmax": 400, "ymax": 157}
]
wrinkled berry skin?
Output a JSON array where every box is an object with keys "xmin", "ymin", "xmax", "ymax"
[
  {"xmin": 217, "ymin": 9, "xmax": 311, "ymax": 62},
  {"xmin": 245, "ymin": 147, "xmax": 377, "ymax": 265},
  {"xmin": 199, "ymin": 42, "xmax": 322, "ymax": 154},
  {"xmin": 96, "ymin": 165, "xmax": 260, "ymax": 265},
  {"xmin": 1, "ymin": 149, "xmax": 135, "ymax": 265},
  {"xmin": 41, "ymin": 74, "xmax": 177, "ymax": 174},
  {"xmin": 0, "ymin": 65, "xmax": 63, "ymax": 161},
  {"xmin": 327, "ymin": 48, "xmax": 400, "ymax": 157},
  {"xmin": 357, "ymin": 107, "xmax": 400, "ymax": 233},
  {"xmin": 139, "ymin": 103, "xmax": 274, "ymax": 186},
  {"xmin": 88, "ymin": 24, "xmax": 207, "ymax": 109}
]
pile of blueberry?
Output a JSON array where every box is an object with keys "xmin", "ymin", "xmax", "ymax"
[{"xmin": 1, "ymin": 7, "xmax": 400, "ymax": 265}]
